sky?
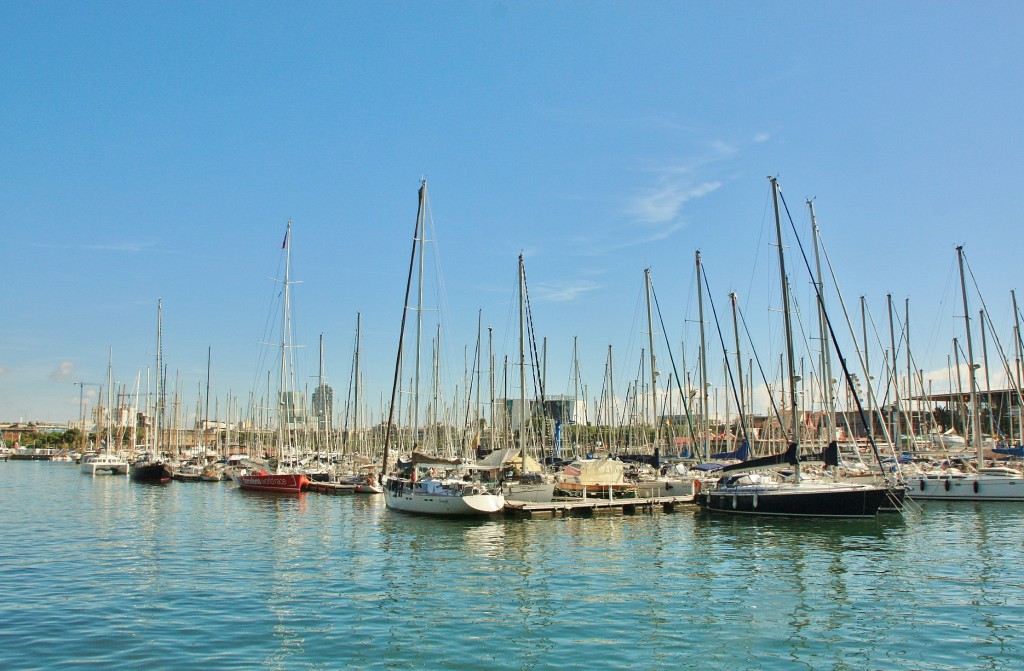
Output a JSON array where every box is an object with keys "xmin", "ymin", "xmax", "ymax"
[{"xmin": 3, "ymin": 1, "xmax": 1024, "ymax": 429}]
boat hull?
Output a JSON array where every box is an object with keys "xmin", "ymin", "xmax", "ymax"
[
  {"xmin": 697, "ymin": 482, "xmax": 896, "ymax": 518},
  {"xmin": 907, "ymin": 473, "xmax": 1024, "ymax": 501},
  {"xmin": 503, "ymin": 481, "xmax": 555, "ymax": 503},
  {"xmin": 233, "ymin": 472, "xmax": 310, "ymax": 493},
  {"xmin": 81, "ymin": 456, "xmax": 129, "ymax": 476},
  {"xmin": 130, "ymin": 462, "xmax": 173, "ymax": 484},
  {"xmin": 384, "ymin": 479, "xmax": 504, "ymax": 516}
]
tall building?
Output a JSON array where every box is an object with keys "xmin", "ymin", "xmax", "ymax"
[{"xmin": 311, "ymin": 384, "xmax": 333, "ymax": 431}]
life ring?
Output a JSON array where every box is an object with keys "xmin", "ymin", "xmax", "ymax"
[
  {"xmin": 973, "ymin": 480, "xmax": 979, "ymax": 494},
  {"xmin": 944, "ymin": 479, "xmax": 951, "ymax": 491},
  {"xmin": 693, "ymin": 479, "xmax": 702, "ymax": 494}
]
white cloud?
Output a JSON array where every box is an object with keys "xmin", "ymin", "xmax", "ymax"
[
  {"xmin": 753, "ymin": 133, "xmax": 771, "ymax": 143},
  {"xmin": 50, "ymin": 360, "xmax": 74, "ymax": 381},
  {"xmin": 627, "ymin": 181, "xmax": 722, "ymax": 225},
  {"xmin": 534, "ymin": 280, "xmax": 601, "ymax": 303}
]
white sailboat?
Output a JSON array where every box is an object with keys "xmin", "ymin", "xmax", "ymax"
[
  {"xmin": 380, "ymin": 181, "xmax": 504, "ymax": 515},
  {"xmin": 502, "ymin": 254, "xmax": 555, "ymax": 504},
  {"xmin": 907, "ymin": 246, "xmax": 1024, "ymax": 501}
]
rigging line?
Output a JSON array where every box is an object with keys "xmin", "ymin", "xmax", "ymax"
[
  {"xmin": 736, "ymin": 303, "xmax": 786, "ymax": 439},
  {"xmin": 521, "ymin": 260, "xmax": 545, "ymax": 405},
  {"xmin": 963, "ymin": 252, "xmax": 1024, "ymax": 410},
  {"xmin": 777, "ymin": 187, "xmax": 888, "ymax": 472},
  {"xmin": 650, "ymin": 282, "xmax": 699, "ymax": 447},
  {"xmin": 699, "ymin": 262, "xmax": 752, "ymax": 446}
]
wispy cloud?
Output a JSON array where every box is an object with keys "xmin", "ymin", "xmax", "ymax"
[
  {"xmin": 30, "ymin": 239, "xmax": 160, "ymax": 254},
  {"xmin": 0, "ymin": 365, "xmax": 6, "ymax": 376},
  {"xmin": 49, "ymin": 360, "xmax": 74, "ymax": 381},
  {"xmin": 82, "ymin": 241, "xmax": 157, "ymax": 253},
  {"xmin": 533, "ymin": 280, "xmax": 601, "ymax": 303},
  {"xmin": 626, "ymin": 181, "xmax": 723, "ymax": 224},
  {"xmin": 753, "ymin": 132, "xmax": 771, "ymax": 143}
]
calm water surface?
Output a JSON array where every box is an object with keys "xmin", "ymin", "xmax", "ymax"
[{"xmin": 2, "ymin": 461, "xmax": 1022, "ymax": 670}]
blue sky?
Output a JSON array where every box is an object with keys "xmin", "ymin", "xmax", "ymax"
[{"xmin": 3, "ymin": 2, "xmax": 1024, "ymax": 427}]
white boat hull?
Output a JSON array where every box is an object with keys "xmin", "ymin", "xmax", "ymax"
[
  {"xmin": 503, "ymin": 482, "xmax": 555, "ymax": 503},
  {"xmin": 907, "ymin": 472, "xmax": 1024, "ymax": 501},
  {"xmin": 384, "ymin": 479, "xmax": 504, "ymax": 516},
  {"xmin": 80, "ymin": 455, "xmax": 129, "ymax": 476}
]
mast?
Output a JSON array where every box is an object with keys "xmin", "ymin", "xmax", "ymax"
[
  {"xmin": 381, "ymin": 181, "xmax": 426, "ymax": 480},
  {"xmin": 1013, "ymin": 290, "xmax": 1023, "ymax": 445},
  {"xmin": 810, "ymin": 201, "xmax": 835, "ymax": 443},
  {"xmin": 278, "ymin": 220, "xmax": 292, "ymax": 468},
  {"xmin": 861, "ymin": 296, "xmax": 874, "ymax": 444},
  {"xmin": 770, "ymin": 178, "xmax": 800, "ymax": 475},
  {"xmin": 979, "ymin": 309, "xmax": 995, "ymax": 442},
  {"xmin": 644, "ymin": 268, "xmax": 660, "ymax": 453},
  {"xmin": 956, "ymin": 245, "xmax": 983, "ymax": 465},
  {"xmin": 729, "ymin": 292, "xmax": 746, "ymax": 446},
  {"xmin": 887, "ymin": 293, "xmax": 901, "ymax": 453},
  {"xmin": 518, "ymin": 255, "xmax": 528, "ymax": 471},
  {"xmin": 695, "ymin": 251, "xmax": 710, "ymax": 461},
  {"xmin": 354, "ymin": 313, "xmax": 362, "ymax": 452},
  {"xmin": 154, "ymin": 298, "xmax": 163, "ymax": 457}
]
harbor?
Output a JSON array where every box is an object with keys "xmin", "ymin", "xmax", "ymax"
[{"xmin": 2, "ymin": 459, "xmax": 1022, "ymax": 670}]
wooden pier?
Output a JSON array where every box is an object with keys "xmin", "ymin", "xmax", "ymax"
[
  {"xmin": 504, "ymin": 495, "xmax": 695, "ymax": 518},
  {"xmin": 307, "ymin": 481, "xmax": 360, "ymax": 495}
]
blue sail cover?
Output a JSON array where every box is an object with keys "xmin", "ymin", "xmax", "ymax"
[
  {"xmin": 711, "ymin": 441, "xmax": 751, "ymax": 462},
  {"xmin": 994, "ymin": 444, "xmax": 1024, "ymax": 458}
]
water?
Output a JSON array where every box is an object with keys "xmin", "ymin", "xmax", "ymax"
[{"xmin": 2, "ymin": 462, "xmax": 1022, "ymax": 670}]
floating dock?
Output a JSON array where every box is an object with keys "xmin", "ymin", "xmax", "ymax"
[
  {"xmin": 504, "ymin": 495, "xmax": 695, "ymax": 518},
  {"xmin": 307, "ymin": 481, "xmax": 361, "ymax": 495}
]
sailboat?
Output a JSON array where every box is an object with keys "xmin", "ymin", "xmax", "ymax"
[
  {"xmin": 380, "ymin": 180, "xmax": 504, "ymax": 515},
  {"xmin": 233, "ymin": 221, "xmax": 310, "ymax": 494},
  {"xmin": 696, "ymin": 178, "xmax": 897, "ymax": 517},
  {"xmin": 501, "ymin": 254, "xmax": 556, "ymax": 504},
  {"xmin": 131, "ymin": 299, "xmax": 174, "ymax": 484},
  {"xmin": 906, "ymin": 246, "xmax": 1024, "ymax": 501}
]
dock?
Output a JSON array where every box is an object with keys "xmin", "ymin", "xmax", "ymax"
[
  {"xmin": 307, "ymin": 481, "xmax": 361, "ymax": 495},
  {"xmin": 504, "ymin": 495, "xmax": 695, "ymax": 518}
]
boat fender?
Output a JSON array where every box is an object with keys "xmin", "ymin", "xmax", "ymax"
[
  {"xmin": 973, "ymin": 481, "xmax": 979, "ymax": 493},
  {"xmin": 693, "ymin": 479, "xmax": 702, "ymax": 494},
  {"xmin": 919, "ymin": 479, "xmax": 925, "ymax": 491},
  {"xmin": 752, "ymin": 494, "xmax": 758, "ymax": 509},
  {"xmin": 732, "ymin": 495, "xmax": 738, "ymax": 510},
  {"xmin": 944, "ymin": 479, "xmax": 951, "ymax": 491}
]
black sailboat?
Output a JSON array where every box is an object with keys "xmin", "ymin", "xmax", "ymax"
[
  {"xmin": 695, "ymin": 178, "xmax": 902, "ymax": 518},
  {"xmin": 131, "ymin": 298, "xmax": 173, "ymax": 485}
]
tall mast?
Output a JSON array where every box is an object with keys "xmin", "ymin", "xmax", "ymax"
[
  {"xmin": 729, "ymin": 292, "xmax": 746, "ymax": 446},
  {"xmin": 413, "ymin": 183, "xmax": 428, "ymax": 448},
  {"xmin": 278, "ymin": 220, "xmax": 292, "ymax": 465},
  {"xmin": 770, "ymin": 178, "xmax": 800, "ymax": 473},
  {"xmin": 887, "ymin": 293, "xmax": 900, "ymax": 453},
  {"xmin": 695, "ymin": 251, "xmax": 710, "ymax": 461},
  {"xmin": 956, "ymin": 246, "xmax": 983, "ymax": 465},
  {"xmin": 354, "ymin": 313, "xmax": 362, "ymax": 443},
  {"xmin": 155, "ymin": 298, "xmax": 163, "ymax": 456},
  {"xmin": 1013, "ymin": 290, "xmax": 1023, "ymax": 445},
  {"xmin": 810, "ymin": 200, "xmax": 835, "ymax": 442},
  {"xmin": 644, "ymin": 268, "xmax": 660, "ymax": 452},
  {"xmin": 518, "ymin": 255, "xmax": 528, "ymax": 468},
  {"xmin": 381, "ymin": 181, "xmax": 426, "ymax": 479}
]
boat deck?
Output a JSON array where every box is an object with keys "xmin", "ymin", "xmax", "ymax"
[{"xmin": 504, "ymin": 495, "xmax": 695, "ymax": 518}]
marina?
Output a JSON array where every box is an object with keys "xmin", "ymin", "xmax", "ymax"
[{"xmin": 2, "ymin": 459, "xmax": 1023, "ymax": 670}]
